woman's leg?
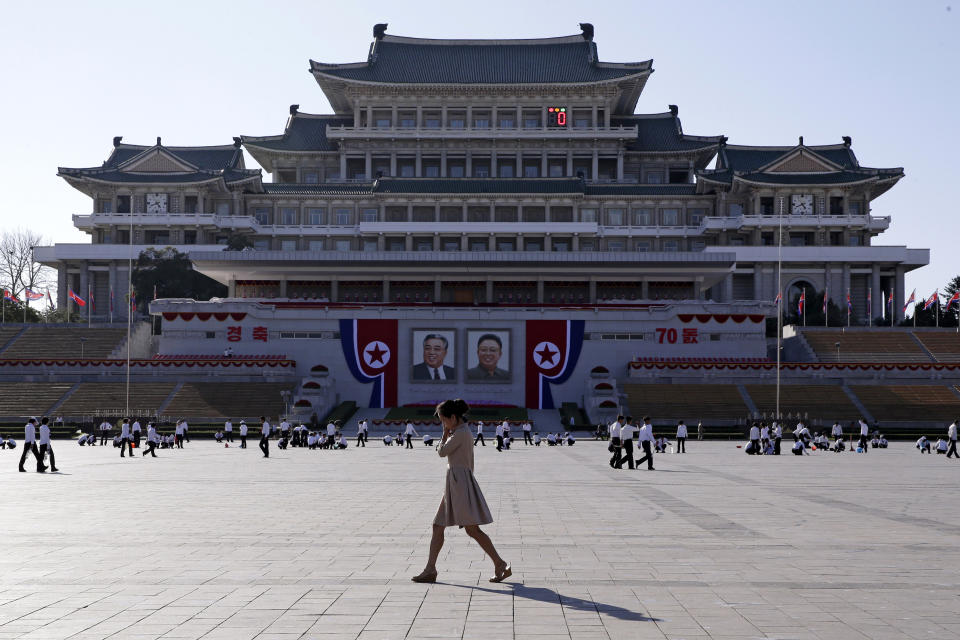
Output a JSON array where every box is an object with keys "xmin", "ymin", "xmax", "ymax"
[
  {"xmin": 463, "ymin": 525, "xmax": 506, "ymax": 570},
  {"xmin": 423, "ymin": 524, "xmax": 445, "ymax": 572}
]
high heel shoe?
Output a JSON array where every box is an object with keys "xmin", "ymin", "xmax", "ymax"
[
  {"xmin": 489, "ymin": 563, "xmax": 512, "ymax": 583},
  {"xmin": 411, "ymin": 570, "xmax": 438, "ymax": 583}
]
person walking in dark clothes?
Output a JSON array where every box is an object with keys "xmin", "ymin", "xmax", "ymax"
[
  {"xmin": 37, "ymin": 417, "xmax": 58, "ymax": 472},
  {"xmin": 608, "ymin": 415, "xmax": 623, "ymax": 469},
  {"xmin": 142, "ymin": 423, "xmax": 159, "ymax": 457},
  {"xmin": 946, "ymin": 420, "xmax": 958, "ymax": 459},
  {"xmin": 239, "ymin": 420, "xmax": 248, "ymax": 448},
  {"xmin": 635, "ymin": 416, "xmax": 655, "ymax": 471},
  {"xmin": 19, "ymin": 418, "xmax": 46, "ymax": 472}
]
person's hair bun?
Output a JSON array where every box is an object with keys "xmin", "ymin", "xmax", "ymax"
[{"xmin": 436, "ymin": 398, "xmax": 470, "ymax": 420}]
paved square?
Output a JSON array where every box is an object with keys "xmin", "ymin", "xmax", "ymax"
[{"xmin": 1, "ymin": 438, "xmax": 958, "ymax": 639}]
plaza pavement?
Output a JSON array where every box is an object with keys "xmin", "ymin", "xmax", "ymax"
[{"xmin": 1, "ymin": 438, "xmax": 959, "ymax": 640}]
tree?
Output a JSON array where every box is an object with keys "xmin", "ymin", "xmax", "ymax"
[
  {"xmin": 943, "ymin": 275, "xmax": 960, "ymax": 327},
  {"xmin": 224, "ymin": 233, "xmax": 253, "ymax": 251},
  {"xmin": 0, "ymin": 228, "xmax": 54, "ymax": 298},
  {"xmin": 132, "ymin": 248, "xmax": 226, "ymax": 312},
  {"xmin": 783, "ymin": 290, "xmax": 847, "ymax": 327}
]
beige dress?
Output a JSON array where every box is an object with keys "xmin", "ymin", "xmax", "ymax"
[{"xmin": 433, "ymin": 424, "xmax": 493, "ymax": 527}]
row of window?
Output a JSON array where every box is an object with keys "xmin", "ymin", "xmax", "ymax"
[
  {"xmin": 731, "ymin": 199, "xmax": 864, "ymax": 217},
  {"xmin": 247, "ymin": 237, "xmax": 708, "ymax": 253},
  {"xmin": 357, "ymin": 108, "xmax": 606, "ymax": 130},
  {"xmin": 98, "ymin": 195, "xmax": 233, "ymax": 215},
  {"xmin": 249, "ymin": 206, "xmax": 711, "ymax": 227}
]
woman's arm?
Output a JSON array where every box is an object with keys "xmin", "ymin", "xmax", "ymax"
[{"xmin": 437, "ymin": 429, "xmax": 462, "ymax": 458}]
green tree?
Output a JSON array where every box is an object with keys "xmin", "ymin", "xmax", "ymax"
[
  {"xmin": 1, "ymin": 297, "xmax": 43, "ymax": 323},
  {"xmin": 132, "ymin": 248, "xmax": 226, "ymax": 312},
  {"xmin": 943, "ymin": 275, "xmax": 960, "ymax": 327},
  {"xmin": 224, "ymin": 233, "xmax": 253, "ymax": 251},
  {"xmin": 783, "ymin": 290, "xmax": 847, "ymax": 327}
]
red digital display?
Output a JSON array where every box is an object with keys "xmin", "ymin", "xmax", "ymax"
[{"xmin": 547, "ymin": 107, "xmax": 567, "ymax": 128}]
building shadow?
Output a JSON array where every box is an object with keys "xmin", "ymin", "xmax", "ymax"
[{"xmin": 447, "ymin": 583, "xmax": 661, "ymax": 622}]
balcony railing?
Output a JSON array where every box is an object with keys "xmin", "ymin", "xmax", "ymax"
[
  {"xmin": 326, "ymin": 124, "xmax": 638, "ymax": 139},
  {"xmin": 699, "ymin": 214, "xmax": 891, "ymax": 233},
  {"xmin": 73, "ymin": 212, "xmax": 258, "ymax": 230}
]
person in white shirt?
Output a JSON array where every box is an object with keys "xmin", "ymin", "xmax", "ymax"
[
  {"xmin": 279, "ymin": 419, "xmax": 291, "ymax": 442},
  {"xmin": 947, "ymin": 420, "xmax": 958, "ymax": 459},
  {"xmin": 306, "ymin": 432, "xmax": 317, "ymax": 449},
  {"xmin": 99, "ymin": 420, "xmax": 112, "ymax": 446},
  {"xmin": 356, "ymin": 420, "xmax": 366, "ymax": 447},
  {"xmin": 501, "ymin": 420, "xmax": 511, "ymax": 446},
  {"xmin": 337, "ymin": 434, "xmax": 348, "ymax": 449},
  {"xmin": 618, "ymin": 417, "xmax": 637, "ymax": 469},
  {"xmin": 119, "ymin": 418, "xmax": 133, "ymax": 457},
  {"xmin": 676, "ymin": 420, "xmax": 688, "ymax": 453},
  {"xmin": 636, "ymin": 417, "xmax": 655, "ymax": 470},
  {"xmin": 858, "ymin": 419, "xmax": 870, "ymax": 453},
  {"xmin": 404, "ymin": 422, "xmax": 419, "ymax": 449},
  {"xmin": 533, "ymin": 432, "xmax": 541, "ymax": 446},
  {"xmin": 935, "ymin": 438, "xmax": 948, "ymax": 454},
  {"xmin": 214, "ymin": 430, "xmax": 224, "ymax": 443},
  {"xmin": 131, "ymin": 420, "xmax": 142, "ymax": 448},
  {"xmin": 772, "ymin": 422, "xmax": 783, "ymax": 455},
  {"xmin": 142, "ymin": 423, "xmax": 159, "ymax": 458},
  {"xmin": 831, "ymin": 422, "xmax": 843, "ymax": 440},
  {"xmin": 474, "ymin": 421, "xmax": 485, "ymax": 446},
  {"xmin": 760, "ymin": 423, "xmax": 770, "ymax": 451},
  {"xmin": 792, "ymin": 439, "xmax": 806, "ymax": 456},
  {"xmin": 182, "ymin": 419, "xmax": 190, "ymax": 443},
  {"xmin": 546, "ymin": 433, "xmax": 557, "ymax": 446},
  {"xmin": 565, "ymin": 432, "xmax": 576, "ymax": 446},
  {"xmin": 608, "ymin": 415, "xmax": 624, "ymax": 468},
  {"xmin": 113, "ymin": 434, "xmax": 121, "ymax": 448},
  {"xmin": 259, "ymin": 417, "xmax": 271, "ymax": 458},
  {"xmin": 423, "ymin": 433, "xmax": 434, "ymax": 446},
  {"xmin": 38, "ymin": 417, "xmax": 58, "ymax": 473},
  {"xmin": 383, "ymin": 434, "xmax": 393, "ymax": 446},
  {"xmin": 239, "ymin": 420, "xmax": 248, "ymax": 448},
  {"xmin": 361, "ymin": 419, "xmax": 369, "ymax": 445},
  {"xmin": 748, "ymin": 423, "xmax": 761, "ymax": 455},
  {"xmin": 77, "ymin": 434, "xmax": 89, "ymax": 446},
  {"xmin": 916, "ymin": 436, "xmax": 931, "ymax": 453},
  {"xmin": 224, "ymin": 419, "xmax": 234, "ymax": 443},
  {"xmin": 522, "ymin": 421, "xmax": 533, "ymax": 446},
  {"xmin": 495, "ymin": 422, "xmax": 505, "ymax": 452},
  {"xmin": 174, "ymin": 420, "xmax": 186, "ymax": 449},
  {"xmin": 326, "ymin": 422, "xmax": 337, "ymax": 449},
  {"xmin": 797, "ymin": 423, "xmax": 811, "ymax": 448}
]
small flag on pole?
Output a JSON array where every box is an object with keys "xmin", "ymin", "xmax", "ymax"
[
  {"xmin": 153, "ymin": 284, "xmax": 157, "ymax": 300},
  {"xmin": 846, "ymin": 291, "xmax": 852, "ymax": 312},
  {"xmin": 46, "ymin": 289, "xmax": 53, "ymax": 308},
  {"xmin": 110, "ymin": 288, "xmax": 114, "ymax": 314},
  {"xmin": 923, "ymin": 290, "xmax": 939, "ymax": 311},
  {"xmin": 24, "ymin": 289, "xmax": 44, "ymax": 301},
  {"xmin": 947, "ymin": 292, "xmax": 960, "ymax": 309},
  {"xmin": 797, "ymin": 290, "xmax": 805, "ymax": 315},
  {"xmin": 774, "ymin": 291, "xmax": 782, "ymax": 305},
  {"xmin": 3, "ymin": 289, "xmax": 17, "ymax": 302},
  {"xmin": 130, "ymin": 288, "xmax": 136, "ymax": 313},
  {"xmin": 68, "ymin": 289, "xmax": 86, "ymax": 307},
  {"xmin": 903, "ymin": 289, "xmax": 916, "ymax": 314},
  {"xmin": 823, "ymin": 287, "xmax": 829, "ymax": 314}
]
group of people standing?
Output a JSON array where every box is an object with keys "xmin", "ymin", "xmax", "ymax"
[{"xmin": 18, "ymin": 417, "xmax": 58, "ymax": 473}]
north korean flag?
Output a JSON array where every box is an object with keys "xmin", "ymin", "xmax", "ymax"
[
  {"xmin": 340, "ymin": 319, "xmax": 398, "ymax": 408},
  {"xmin": 525, "ymin": 319, "xmax": 585, "ymax": 409}
]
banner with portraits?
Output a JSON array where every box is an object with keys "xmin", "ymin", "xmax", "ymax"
[{"xmin": 411, "ymin": 329, "xmax": 457, "ymax": 382}]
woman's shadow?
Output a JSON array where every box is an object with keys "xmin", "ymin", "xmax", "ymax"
[{"xmin": 447, "ymin": 583, "xmax": 660, "ymax": 622}]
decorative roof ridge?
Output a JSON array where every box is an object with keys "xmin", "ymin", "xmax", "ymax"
[
  {"xmin": 377, "ymin": 33, "xmax": 589, "ymax": 46},
  {"xmin": 614, "ymin": 112, "xmax": 675, "ymax": 121},
  {"xmin": 117, "ymin": 145, "xmax": 199, "ymax": 172},
  {"xmin": 753, "ymin": 145, "xmax": 843, "ymax": 173},
  {"xmin": 722, "ymin": 142, "xmax": 851, "ymax": 152},
  {"xmin": 113, "ymin": 142, "xmax": 240, "ymax": 152}
]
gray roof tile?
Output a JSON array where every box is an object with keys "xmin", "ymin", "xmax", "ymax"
[{"xmin": 242, "ymin": 114, "xmax": 351, "ymax": 152}]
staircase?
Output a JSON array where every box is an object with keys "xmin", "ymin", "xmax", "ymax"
[{"xmin": 109, "ymin": 321, "xmax": 153, "ymax": 359}]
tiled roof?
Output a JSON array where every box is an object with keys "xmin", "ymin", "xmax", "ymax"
[
  {"xmin": 614, "ymin": 113, "xmax": 722, "ymax": 153},
  {"xmin": 263, "ymin": 183, "xmax": 373, "ymax": 196},
  {"xmin": 584, "ymin": 184, "xmax": 698, "ymax": 196},
  {"xmin": 737, "ymin": 171, "xmax": 885, "ymax": 185},
  {"xmin": 719, "ymin": 144, "xmax": 859, "ymax": 172},
  {"xmin": 242, "ymin": 114, "xmax": 351, "ymax": 152},
  {"xmin": 105, "ymin": 144, "xmax": 243, "ymax": 171},
  {"xmin": 310, "ymin": 34, "xmax": 651, "ymax": 85},
  {"xmin": 371, "ymin": 178, "xmax": 584, "ymax": 194},
  {"xmin": 59, "ymin": 168, "xmax": 260, "ymax": 184}
]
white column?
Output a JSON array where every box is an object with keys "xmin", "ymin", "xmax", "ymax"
[
  {"xmin": 415, "ymin": 149, "xmax": 422, "ymax": 177},
  {"xmin": 541, "ymin": 151, "xmax": 547, "ymax": 177},
  {"xmin": 616, "ymin": 151, "xmax": 624, "ymax": 182},
  {"xmin": 364, "ymin": 152, "xmax": 372, "ymax": 180},
  {"xmin": 440, "ymin": 150, "xmax": 447, "ymax": 177},
  {"xmin": 465, "ymin": 151, "xmax": 472, "ymax": 176},
  {"xmin": 389, "ymin": 153, "xmax": 397, "ymax": 177},
  {"xmin": 566, "ymin": 150, "xmax": 573, "ymax": 176},
  {"xmin": 339, "ymin": 154, "xmax": 347, "ymax": 180},
  {"xmin": 591, "ymin": 150, "xmax": 598, "ymax": 181}
]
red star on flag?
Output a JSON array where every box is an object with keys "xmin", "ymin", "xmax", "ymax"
[
  {"xmin": 535, "ymin": 343, "xmax": 557, "ymax": 366},
  {"xmin": 365, "ymin": 342, "xmax": 388, "ymax": 366}
]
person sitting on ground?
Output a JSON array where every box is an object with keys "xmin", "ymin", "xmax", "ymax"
[
  {"xmin": 936, "ymin": 437, "xmax": 948, "ymax": 454},
  {"xmin": 5, "ymin": 436, "xmax": 15, "ymax": 449},
  {"xmin": 214, "ymin": 430, "xmax": 224, "ymax": 443},
  {"xmin": 336, "ymin": 434, "xmax": 348, "ymax": 449},
  {"xmin": 546, "ymin": 433, "xmax": 558, "ymax": 446},
  {"xmin": 383, "ymin": 434, "xmax": 393, "ymax": 446},
  {"xmin": 871, "ymin": 435, "xmax": 880, "ymax": 448},
  {"xmin": 0, "ymin": 434, "xmax": 7, "ymax": 449},
  {"xmin": 565, "ymin": 432, "xmax": 576, "ymax": 446},
  {"xmin": 832, "ymin": 437, "xmax": 846, "ymax": 453},
  {"xmin": 533, "ymin": 432, "xmax": 541, "ymax": 446},
  {"xmin": 396, "ymin": 432, "xmax": 404, "ymax": 450},
  {"xmin": 77, "ymin": 433, "xmax": 89, "ymax": 446},
  {"xmin": 277, "ymin": 435, "xmax": 288, "ymax": 450},
  {"xmin": 113, "ymin": 434, "xmax": 122, "ymax": 448},
  {"xmin": 916, "ymin": 436, "xmax": 931, "ymax": 454},
  {"xmin": 423, "ymin": 434, "xmax": 434, "ymax": 446},
  {"xmin": 792, "ymin": 439, "xmax": 806, "ymax": 456},
  {"xmin": 879, "ymin": 435, "xmax": 888, "ymax": 448}
]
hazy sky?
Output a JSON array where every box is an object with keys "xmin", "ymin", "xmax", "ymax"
[{"xmin": 1, "ymin": 0, "xmax": 956, "ymax": 298}]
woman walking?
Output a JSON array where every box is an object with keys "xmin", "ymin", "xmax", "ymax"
[{"xmin": 412, "ymin": 399, "xmax": 511, "ymax": 584}]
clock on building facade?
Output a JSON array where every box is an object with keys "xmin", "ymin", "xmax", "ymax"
[
  {"xmin": 790, "ymin": 194, "xmax": 813, "ymax": 216},
  {"xmin": 146, "ymin": 193, "xmax": 168, "ymax": 213}
]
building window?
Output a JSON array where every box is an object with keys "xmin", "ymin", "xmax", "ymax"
[
  {"xmin": 525, "ymin": 239, "xmax": 543, "ymax": 251},
  {"xmin": 497, "ymin": 239, "xmax": 515, "ymax": 251},
  {"xmin": 363, "ymin": 239, "xmax": 378, "ymax": 252},
  {"xmin": 691, "ymin": 240, "xmax": 706, "ymax": 252},
  {"xmin": 524, "ymin": 117, "xmax": 540, "ymax": 129},
  {"xmin": 661, "ymin": 209, "xmax": 679, "ymax": 226},
  {"xmin": 580, "ymin": 208, "xmax": 597, "ymax": 223},
  {"xmin": 474, "ymin": 165, "xmax": 490, "ymax": 178},
  {"xmin": 216, "ymin": 202, "xmax": 230, "ymax": 215},
  {"xmin": 470, "ymin": 240, "xmax": 488, "ymax": 252},
  {"xmin": 449, "ymin": 118, "xmax": 465, "ymax": 129},
  {"xmin": 606, "ymin": 209, "xmax": 624, "ymax": 226},
  {"xmin": 307, "ymin": 208, "xmax": 326, "ymax": 225},
  {"xmin": 607, "ymin": 240, "xmax": 625, "ymax": 252},
  {"xmin": 254, "ymin": 207, "xmax": 271, "ymax": 225},
  {"xmin": 849, "ymin": 201, "xmax": 862, "ymax": 215},
  {"xmin": 645, "ymin": 171, "xmax": 663, "ymax": 184},
  {"xmin": 499, "ymin": 117, "xmax": 515, "ymax": 128},
  {"xmin": 523, "ymin": 165, "xmax": 539, "ymax": 178},
  {"xmin": 416, "ymin": 239, "xmax": 433, "ymax": 251},
  {"xmin": 303, "ymin": 171, "xmax": 320, "ymax": 184},
  {"xmin": 400, "ymin": 164, "xmax": 415, "ymax": 177},
  {"xmin": 848, "ymin": 235, "xmax": 861, "ymax": 246},
  {"xmin": 424, "ymin": 165, "xmax": 440, "ymax": 177},
  {"xmin": 335, "ymin": 239, "xmax": 352, "ymax": 251},
  {"xmin": 361, "ymin": 208, "xmax": 378, "ymax": 223},
  {"xmin": 668, "ymin": 168, "xmax": 689, "ymax": 184},
  {"xmin": 499, "ymin": 164, "xmax": 514, "ymax": 178},
  {"xmin": 760, "ymin": 197, "xmax": 775, "ymax": 215},
  {"xmin": 280, "ymin": 239, "xmax": 297, "ymax": 251},
  {"xmin": 830, "ymin": 196, "xmax": 844, "ymax": 215},
  {"xmin": 449, "ymin": 165, "xmax": 465, "ymax": 178},
  {"xmin": 688, "ymin": 208, "xmax": 706, "ymax": 226},
  {"xmin": 117, "ymin": 195, "xmax": 131, "ymax": 213},
  {"xmin": 580, "ymin": 240, "xmax": 596, "ymax": 251},
  {"xmin": 632, "ymin": 209, "xmax": 651, "ymax": 226},
  {"xmin": 443, "ymin": 239, "xmax": 459, "ymax": 251},
  {"xmin": 729, "ymin": 203, "xmax": 744, "ymax": 217},
  {"xmin": 548, "ymin": 163, "xmax": 564, "ymax": 177},
  {"xmin": 400, "ymin": 117, "xmax": 415, "ymax": 128},
  {"xmin": 424, "ymin": 117, "xmax": 440, "ymax": 128},
  {"xmin": 663, "ymin": 240, "xmax": 679, "ymax": 252},
  {"xmin": 474, "ymin": 118, "xmax": 490, "ymax": 129},
  {"xmin": 308, "ymin": 240, "xmax": 325, "ymax": 251},
  {"xmin": 280, "ymin": 208, "xmax": 298, "ymax": 225},
  {"xmin": 253, "ymin": 239, "xmax": 270, "ymax": 251},
  {"xmin": 335, "ymin": 209, "xmax": 353, "ymax": 225},
  {"xmin": 552, "ymin": 240, "xmax": 569, "ymax": 252},
  {"xmin": 635, "ymin": 241, "xmax": 651, "ymax": 252},
  {"xmin": 574, "ymin": 117, "xmax": 590, "ymax": 128},
  {"xmin": 375, "ymin": 118, "xmax": 391, "ymax": 128},
  {"xmin": 388, "ymin": 239, "xmax": 405, "ymax": 251}
]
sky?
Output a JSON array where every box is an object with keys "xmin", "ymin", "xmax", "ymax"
[{"xmin": 0, "ymin": 0, "xmax": 956, "ymax": 298}]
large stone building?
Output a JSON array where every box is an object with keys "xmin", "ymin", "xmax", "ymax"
[{"xmin": 34, "ymin": 25, "xmax": 929, "ymax": 414}]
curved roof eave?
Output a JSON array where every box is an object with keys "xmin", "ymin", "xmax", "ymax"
[{"xmin": 309, "ymin": 68, "xmax": 652, "ymax": 89}]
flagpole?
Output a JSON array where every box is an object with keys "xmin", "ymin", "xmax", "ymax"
[
  {"xmin": 126, "ymin": 214, "xmax": 133, "ymax": 417},
  {"xmin": 87, "ymin": 284, "xmax": 91, "ymax": 328},
  {"xmin": 847, "ymin": 288, "xmax": 851, "ymax": 328},
  {"xmin": 936, "ymin": 295, "xmax": 940, "ymax": 328},
  {"xmin": 803, "ymin": 287, "xmax": 806, "ymax": 327},
  {"xmin": 776, "ymin": 196, "xmax": 783, "ymax": 424}
]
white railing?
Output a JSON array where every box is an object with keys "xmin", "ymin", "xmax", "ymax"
[
  {"xmin": 699, "ymin": 214, "xmax": 891, "ymax": 233},
  {"xmin": 73, "ymin": 213, "xmax": 258, "ymax": 229},
  {"xmin": 326, "ymin": 124, "xmax": 638, "ymax": 139}
]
